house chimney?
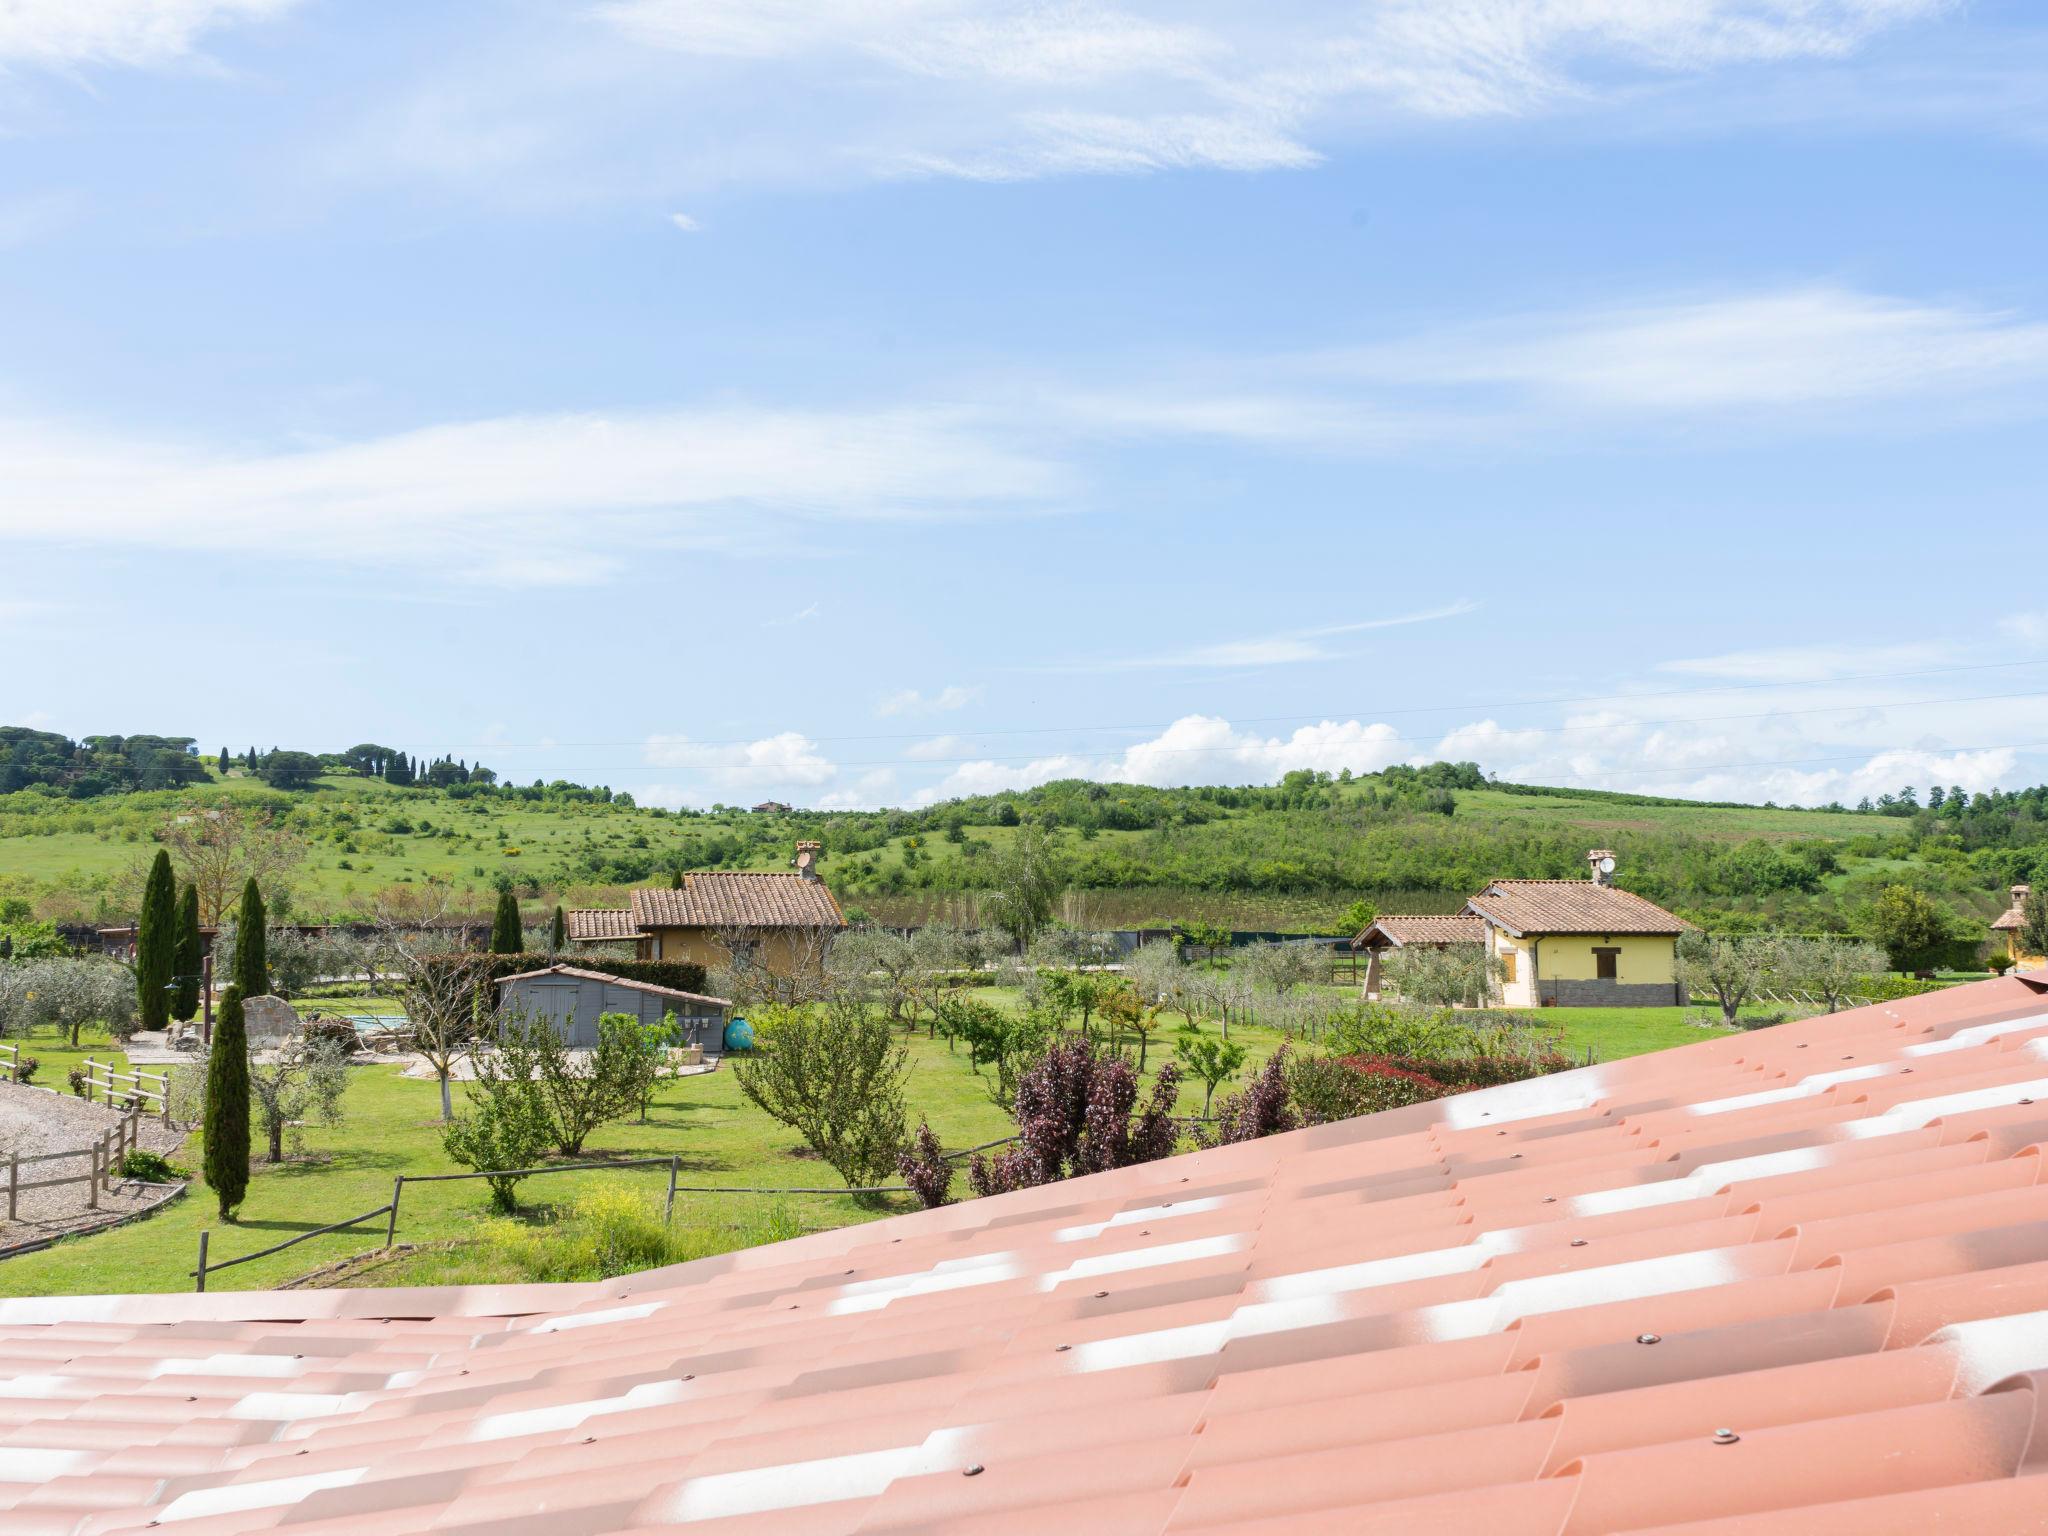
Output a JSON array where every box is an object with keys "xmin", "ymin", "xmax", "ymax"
[
  {"xmin": 1588, "ymin": 849, "xmax": 1617, "ymax": 887},
  {"xmin": 2014, "ymin": 884, "xmax": 2032, "ymax": 908},
  {"xmin": 794, "ymin": 840, "xmax": 822, "ymax": 881}
]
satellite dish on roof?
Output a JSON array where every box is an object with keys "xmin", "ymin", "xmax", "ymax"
[{"xmin": 1598, "ymin": 856, "xmax": 1616, "ymax": 875}]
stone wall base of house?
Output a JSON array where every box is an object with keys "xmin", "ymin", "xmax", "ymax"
[{"xmin": 1537, "ymin": 979, "xmax": 1684, "ymax": 1008}]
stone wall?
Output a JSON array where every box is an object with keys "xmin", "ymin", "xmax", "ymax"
[{"xmin": 1538, "ymin": 978, "xmax": 1684, "ymax": 1008}]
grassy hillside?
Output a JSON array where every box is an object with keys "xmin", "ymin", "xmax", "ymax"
[{"xmin": 6, "ymin": 755, "xmax": 2029, "ymax": 938}]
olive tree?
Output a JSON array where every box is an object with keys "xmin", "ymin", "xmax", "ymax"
[
  {"xmin": 247, "ymin": 1036, "xmax": 351, "ymax": 1163},
  {"xmin": 10, "ymin": 957, "xmax": 139, "ymax": 1045},
  {"xmin": 1235, "ymin": 941, "xmax": 1327, "ymax": 997},
  {"xmin": 1679, "ymin": 931, "xmax": 1779, "ymax": 1026},
  {"xmin": 1380, "ymin": 942, "xmax": 1505, "ymax": 1008},
  {"xmin": 1773, "ymin": 935, "xmax": 1887, "ymax": 1013}
]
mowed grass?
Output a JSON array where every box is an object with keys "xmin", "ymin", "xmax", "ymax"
[{"xmin": 1, "ymin": 987, "xmax": 1797, "ymax": 1296}]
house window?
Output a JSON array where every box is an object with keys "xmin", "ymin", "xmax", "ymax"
[
  {"xmin": 1594, "ymin": 947, "xmax": 1620, "ymax": 980},
  {"xmin": 1501, "ymin": 949, "xmax": 1517, "ymax": 983}
]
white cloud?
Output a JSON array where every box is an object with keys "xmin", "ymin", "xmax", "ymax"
[
  {"xmin": 0, "ymin": 0, "xmax": 297, "ymax": 70},
  {"xmin": 903, "ymin": 735, "xmax": 968, "ymax": 761},
  {"xmin": 0, "ymin": 406, "xmax": 1064, "ymax": 588},
  {"xmin": 877, "ymin": 684, "xmax": 980, "ymax": 717},
  {"xmin": 2000, "ymin": 613, "xmax": 2048, "ymax": 649},
  {"xmin": 669, "ymin": 211, "xmax": 701, "ymax": 231},
  {"xmin": 916, "ymin": 713, "xmax": 1410, "ymax": 801},
  {"xmin": 641, "ymin": 730, "xmax": 839, "ymax": 806},
  {"xmin": 764, "ymin": 602, "xmax": 822, "ymax": 627}
]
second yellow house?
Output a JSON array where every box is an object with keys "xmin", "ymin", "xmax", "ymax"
[{"xmin": 1467, "ymin": 849, "xmax": 1688, "ymax": 1007}]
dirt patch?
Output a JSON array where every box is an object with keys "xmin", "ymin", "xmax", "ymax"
[{"xmin": 281, "ymin": 1242, "xmax": 426, "ymax": 1289}]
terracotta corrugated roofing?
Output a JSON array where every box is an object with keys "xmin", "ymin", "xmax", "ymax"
[
  {"xmin": 17, "ymin": 975, "xmax": 2048, "ymax": 1532},
  {"xmin": 1353, "ymin": 914, "xmax": 1489, "ymax": 949},
  {"xmin": 1469, "ymin": 879, "xmax": 1689, "ymax": 936},
  {"xmin": 567, "ymin": 908, "xmax": 643, "ymax": 943},
  {"xmin": 492, "ymin": 963, "xmax": 731, "ymax": 1008},
  {"xmin": 630, "ymin": 873, "xmax": 846, "ymax": 932}
]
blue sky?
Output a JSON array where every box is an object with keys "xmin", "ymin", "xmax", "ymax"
[{"xmin": 4, "ymin": 0, "xmax": 2048, "ymax": 810}]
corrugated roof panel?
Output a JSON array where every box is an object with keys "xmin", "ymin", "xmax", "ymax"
[{"xmin": 15, "ymin": 975, "xmax": 2048, "ymax": 1530}]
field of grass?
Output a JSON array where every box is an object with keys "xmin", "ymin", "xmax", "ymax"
[{"xmin": 0, "ymin": 976, "xmax": 1799, "ymax": 1296}]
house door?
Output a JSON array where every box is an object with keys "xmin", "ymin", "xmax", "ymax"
[{"xmin": 1594, "ymin": 948, "xmax": 1620, "ymax": 980}]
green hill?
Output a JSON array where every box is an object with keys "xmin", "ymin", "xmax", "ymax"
[{"xmin": 2, "ymin": 749, "xmax": 2037, "ymax": 940}]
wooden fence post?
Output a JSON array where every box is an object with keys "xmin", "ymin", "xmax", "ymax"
[
  {"xmin": 665, "ymin": 1157, "xmax": 679, "ymax": 1225},
  {"xmin": 86, "ymin": 1140, "xmax": 99, "ymax": 1211},
  {"xmin": 6, "ymin": 1155, "xmax": 15, "ymax": 1222},
  {"xmin": 195, "ymin": 1230, "xmax": 209, "ymax": 1293},
  {"xmin": 81, "ymin": 1057, "xmax": 93, "ymax": 1104},
  {"xmin": 386, "ymin": 1178, "xmax": 402, "ymax": 1248}
]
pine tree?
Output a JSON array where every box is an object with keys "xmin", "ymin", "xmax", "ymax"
[
  {"xmin": 491, "ymin": 888, "xmax": 524, "ymax": 954},
  {"xmin": 204, "ymin": 986, "xmax": 251, "ymax": 1217},
  {"xmin": 217, "ymin": 747, "xmax": 230, "ymax": 774},
  {"xmin": 172, "ymin": 883, "xmax": 203, "ymax": 1022},
  {"xmin": 550, "ymin": 904, "xmax": 567, "ymax": 953},
  {"xmin": 136, "ymin": 850, "xmax": 177, "ymax": 1031},
  {"xmin": 234, "ymin": 879, "xmax": 269, "ymax": 996}
]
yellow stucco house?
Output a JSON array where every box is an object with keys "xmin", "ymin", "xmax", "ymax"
[
  {"xmin": 1353, "ymin": 849, "xmax": 1690, "ymax": 1007},
  {"xmin": 1991, "ymin": 884, "xmax": 2041, "ymax": 967},
  {"xmin": 566, "ymin": 841, "xmax": 846, "ymax": 976}
]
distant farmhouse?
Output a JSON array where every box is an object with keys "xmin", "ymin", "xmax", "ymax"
[
  {"xmin": 1354, "ymin": 849, "xmax": 1689, "ymax": 1007},
  {"xmin": 567, "ymin": 840, "xmax": 846, "ymax": 974},
  {"xmin": 1991, "ymin": 884, "xmax": 2040, "ymax": 968}
]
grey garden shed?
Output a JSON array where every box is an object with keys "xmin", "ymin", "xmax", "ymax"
[{"xmin": 493, "ymin": 964, "xmax": 731, "ymax": 1052}]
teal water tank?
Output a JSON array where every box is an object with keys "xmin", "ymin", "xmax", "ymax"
[{"xmin": 723, "ymin": 1016, "xmax": 755, "ymax": 1052}]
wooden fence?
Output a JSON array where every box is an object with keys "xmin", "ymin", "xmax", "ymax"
[
  {"xmin": 0, "ymin": 1042, "xmax": 24, "ymax": 1083},
  {"xmin": 4, "ymin": 1105, "xmax": 146, "ymax": 1223},
  {"xmin": 78, "ymin": 1058, "xmax": 173, "ymax": 1126}
]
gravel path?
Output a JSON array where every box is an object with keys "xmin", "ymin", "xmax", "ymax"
[{"xmin": 0, "ymin": 1081, "xmax": 189, "ymax": 1251}]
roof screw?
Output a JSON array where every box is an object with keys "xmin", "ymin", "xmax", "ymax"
[
  {"xmin": 1094, "ymin": 1290, "xmax": 1109, "ymax": 1299},
  {"xmin": 1570, "ymin": 1238, "xmax": 1587, "ymax": 1247},
  {"xmin": 2023, "ymin": 1099, "xmax": 2036, "ymax": 1106},
  {"xmin": 964, "ymin": 1463, "xmax": 985, "ymax": 1477},
  {"xmin": 1713, "ymin": 1428, "xmax": 1740, "ymax": 1445},
  {"xmin": 1139, "ymin": 1230, "xmax": 1151, "ymax": 1236},
  {"xmin": 1636, "ymin": 1333, "xmax": 1660, "ymax": 1345},
  {"xmin": 1055, "ymin": 1344, "xmax": 1071, "ymax": 1352},
  {"xmin": 583, "ymin": 1436, "xmax": 596, "ymax": 1445}
]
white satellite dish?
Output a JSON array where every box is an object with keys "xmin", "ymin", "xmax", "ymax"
[{"xmin": 1598, "ymin": 856, "xmax": 1616, "ymax": 874}]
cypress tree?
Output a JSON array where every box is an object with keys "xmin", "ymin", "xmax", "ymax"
[
  {"xmin": 216, "ymin": 747, "xmax": 229, "ymax": 774},
  {"xmin": 204, "ymin": 986, "xmax": 251, "ymax": 1217},
  {"xmin": 491, "ymin": 888, "xmax": 523, "ymax": 954},
  {"xmin": 172, "ymin": 883, "xmax": 203, "ymax": 1022},
  {"xmin": 136, "ymin": 850, "xmax": 176, "ymax": 1031},
  {"xmin": 549, "ymin": 904, "xmax": 567, "ymax": 953},
  {"xmin": 234, "ymin": 879, "xmax": 268, "ymax": 996}
]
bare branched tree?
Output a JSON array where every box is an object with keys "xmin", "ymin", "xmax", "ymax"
[
  {"xmin": 159, "ymin": 806, "xmax": 306, "ymax": 925},
  {"xmin": 709, "ymin": 925, "xmax": 838, "ymax": 1008}
]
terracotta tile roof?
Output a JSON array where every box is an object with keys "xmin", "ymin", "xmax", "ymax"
[
  {"xmin": 16, "ymin": 974, "xmax": 2048, "ymax": 1531},
  {"xmin": 1992, "ymin": 904, "xmax": 2026, "ymax": 932},
  {"xmin": 1353, "ymin": 914, "xmax": 1488, "ymax": 949},
  {"xmin": 1468, "ymin": 879, "xmax": 1689, "ymax": 936},
  {"xmin": 493, "ymin": 963, "xmax": 731, "ymax": 1008},
  {"xmin": 630, "ymin": 873, "xmax": 846, "ymax": 932},
  {"xmin": 566, "ymin": 908, "xmax": 642, "ymax": 943}
]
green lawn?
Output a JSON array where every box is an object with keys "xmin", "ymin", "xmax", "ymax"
[{"xmin": 0, "ymin": 988, "xmax": 1809, "ymax": 1296}]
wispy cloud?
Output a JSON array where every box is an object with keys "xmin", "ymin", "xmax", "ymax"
[
  {"xmin": 359, "ymin": 1, "xmax": 1953, "ymax": 198},
  {"xmin": 1060, "ymin": 602, "xmax": 1479, "ymax": 672},
  {"xmin": 0, "ymin": 407, "xmax": 1066, "ymax": 588},
  {"xmin": 668, "ymin": 211, "xmax": 701, "ymax": 232},
  {"xmin": 0, "ymin": 0, "xmax": 298, "ymax": 70},
  {"xmin": 1657, "ymin": 640, "xmax": 1966, "ymax": 683},
  {"xmin": 764, "ymin": 602, "xmax": 821, "ymax": 628},
  {"xmin": 877, "ymin": 685, "xmax": 981, "ymax": 717},
  {"xmin": 641, "ymin": 729, "xmax": 838, "ymax": 806}
]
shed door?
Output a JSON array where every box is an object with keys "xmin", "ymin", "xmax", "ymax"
[{"xmin": 528, "ymin": 981, "xmax": 583, "ymax": 1044}]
